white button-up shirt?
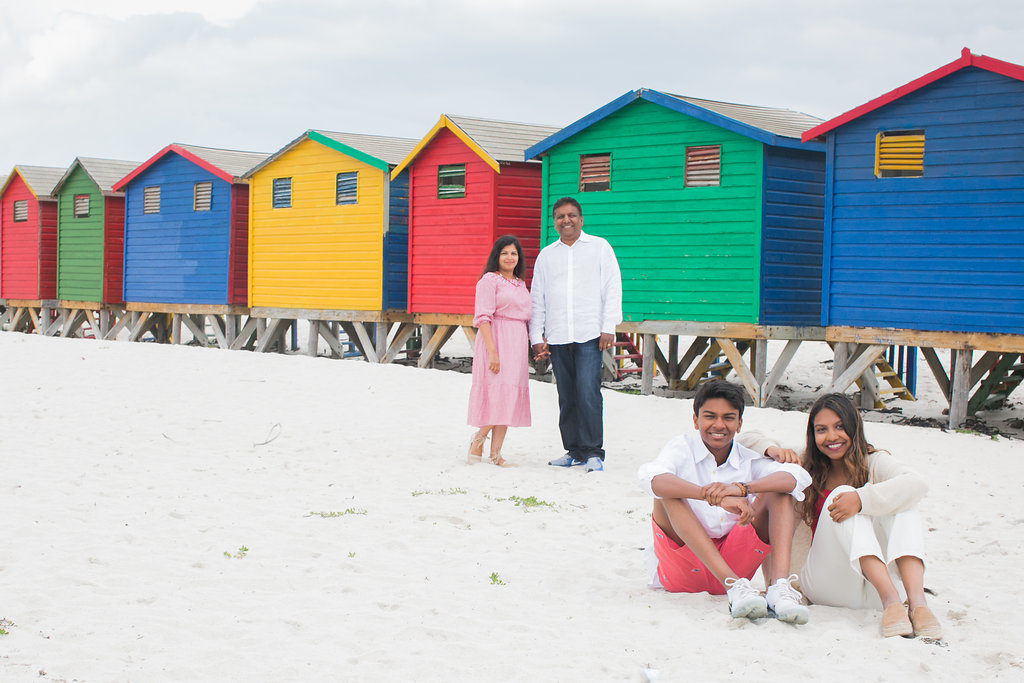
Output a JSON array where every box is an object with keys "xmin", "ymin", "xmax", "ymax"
[
  {"xmin": 637, "ymin": 431, "xmax": 811, "ymax": 539},
  {"xmin": 529, "ymin": 231, "xmax": 622, "ymax": 346}
]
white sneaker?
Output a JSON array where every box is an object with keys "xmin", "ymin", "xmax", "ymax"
[
  {"xmin": 766, "ymin": 574, "xmax": 809, "ymax": 624},
  {"xmin": 724, "ymin": 577, "xmax": 767, "ymax": 619}
]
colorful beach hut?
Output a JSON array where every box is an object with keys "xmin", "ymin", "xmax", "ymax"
[
  {"xmin": 801, "ymin": 48, "xmax": 1024, "ymax": 423},
  {"xmin": 387, "ymin": 115, "xmax": 561, "ymax": 366},
  {"xmin": 52, "ymin": 157, "xmax": 139, "ymax": 306},
  {"xmin": 524, "ymin": 89, "xmax": 825, "ymax": 402},
  {"xmin": 0, "ymin": 165, "xmax": 64, "ymax": 302},
  {"xmin": 242, "ymin": 130, "xmax": 418, "ymax": 359},
  {"xmin": 110, "ymin": 143, "xmax": 268, "ymax": 345},
  {"xmin": 392, "ymin": 115, "xmax": 561, "ymax": 315}
]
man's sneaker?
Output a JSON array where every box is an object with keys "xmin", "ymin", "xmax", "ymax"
[
  {"xmin": 765, "ymin": 574, "xmax": 809, "ymax": 624},
  {"xmin": 584, "ymin": 456, "xmax": 603, "ymax": 473},
  {"xmin": 548, "ymin": 453, "xmax": 583, "ymax": 467},
  {"xmin": 724, "ymin": 577, "xmax": 768, "ymax": 619}
]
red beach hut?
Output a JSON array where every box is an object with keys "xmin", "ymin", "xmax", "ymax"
[
  {"xmin": 390, "ymin": 115, "xmax": 560, "ymax": 315},
  {"xmin": 1, "ymin": 165, "xmax": 65, "ymax": 300}
]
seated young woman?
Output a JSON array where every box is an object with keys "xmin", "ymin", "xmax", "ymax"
[{"xmin": 797, "ymin": 393, "xmax": 942, "ymax": 639}]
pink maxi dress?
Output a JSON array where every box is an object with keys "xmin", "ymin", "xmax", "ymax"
[{"xmin": 467, "ymin": 272, "xmax": 532, "ymax": 427}]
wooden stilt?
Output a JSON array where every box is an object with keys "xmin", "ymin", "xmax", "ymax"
[
  {"xmin": 641, "ymin": 333, "xmax": 655, "ymax": 395},
  {"xmin": 949, "ymin": 348, "xmax": 972, "ymax": 428},
  {"xmin": 306, "ymin": 320, "xmax": 320, "ymax": 356},
  {"xmin": 383, "ymin": 322, "xmax": 418, "ymax": 364},
  {"xmin": 718, "ymin": 338, "xmax": 760, "ymax": 405},
  {"xmin": 828, "ymin": 344, "xmax": 887, "ymax": 394},
  {"xmin": 686, "ymin": 340, "xmax": 722, "ymax": 389},
  {"xmin": 761, "ymin": 340, "xmax": 802, "ymax": 406},
  {"xmin": 418, "ymin": 325, "xmax": 456, "ymax": 368}
]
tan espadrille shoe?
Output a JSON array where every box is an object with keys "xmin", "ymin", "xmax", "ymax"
[
  {"xmin": 909, "ymin": 605, "xmax": 943, "ymax": 639},
  {"xmin": 881, "ymin": 603, "xmax": 913, "ymax": 638}
]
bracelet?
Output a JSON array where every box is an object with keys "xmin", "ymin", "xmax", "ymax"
[{"xmin": 735, "ymin": 482, "xmax": 748, "ymax": 497}]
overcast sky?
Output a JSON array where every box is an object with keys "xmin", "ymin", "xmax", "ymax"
[{"xmin": 1, "ymin": 0, "xmax": 1021, "ymax": 177}]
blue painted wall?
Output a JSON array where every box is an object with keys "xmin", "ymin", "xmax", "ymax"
[
  {"xmin": 760, "ymin": 146, "xmax": 825, "ymax": 325},
  {"xmin": 122, "ymin": 154, "xmax": 232, "ymax": 304},
  {"xmin": 382, "ymin": 170, "xmax": 409, "ymax": 310},
  {"xmin": 823, "ymin": 66, "xmax": 1024, "ymax": 334}
]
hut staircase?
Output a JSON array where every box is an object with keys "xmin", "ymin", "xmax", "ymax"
[
  {"xmin": 967, "ymin": 353, "xmax": 1024, "ymax": 414},
  {"xmin": 829, "ymin": 342, "xmax": 915, "ymax": 408},
  {"xmin": 611, "ymin": 333, "xmax": 643, "ymax": 378}
]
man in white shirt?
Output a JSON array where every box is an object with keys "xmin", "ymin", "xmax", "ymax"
[
  {"xmin": 637, "ymin": 380, "xmax": 812, "ymax": 623},
  {"xmin": 530, "ymin": 197, "xmax": 622, "ymax": 473}
]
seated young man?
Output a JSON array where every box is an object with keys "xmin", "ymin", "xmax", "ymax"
[{"xmin": 637, "ymin": 379, "xmax": 811, "ymax": 622}]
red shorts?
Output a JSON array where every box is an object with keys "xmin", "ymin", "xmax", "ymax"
[{"xmin": 651, "ymin": 518, "xmax": 770, "ymax": 595}]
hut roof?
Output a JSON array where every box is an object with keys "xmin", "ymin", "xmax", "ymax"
[
  {"xmin": 526, "ymin": 89, "xmax": 823, "ymax": 160},
  {"xmin": 112, "ymin": 143, "xmax": 270, "ymax": 191},
  {"xmin": 53, "ymin": 157, "xmax": 141, "ymax": 196},
  {"xmin": 802, "ymin": 48, "xmax": 1024, "ymax": 142},
  {"xmin": 244, "ymin": 130, "xmax": 419, "ymax": 178},
  {"xmin": 390, "ymin": 115, "xmax": 561, "ymax": 179},
  {"xmin": 1, "ymin": 165, "xmax": 65, "ymax": 199}
]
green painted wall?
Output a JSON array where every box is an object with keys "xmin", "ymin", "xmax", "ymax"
[
  {"xmin": 56, "ymin": 166, "xmax": 104, "ymax": 301},
  {"xmin": 540, "ymin": 99, "xmax": 764, "ymax": 322}
]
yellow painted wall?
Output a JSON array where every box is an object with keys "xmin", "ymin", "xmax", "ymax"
[{"xmin": 248, "ymin": 137, "xmax": 385, "ymax": 310}]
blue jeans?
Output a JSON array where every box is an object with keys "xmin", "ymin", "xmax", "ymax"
[{"xmin": 549, "ymin": 338, "xmax": 604, "ymax": 462}]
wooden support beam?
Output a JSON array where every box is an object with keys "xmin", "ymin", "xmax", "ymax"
[
  {"xmin": 350, "ymin": 322, "xmax": 379, "ymax": 363},
  {"xmin": 170, "ymin": 314, "xmax": 182, "ymax": 344},
  {"xmin": 99, "ymin": 309, "xmax": 111, "ymax": 338},
  {"xmin": 382, "ymin": 322, "xmax": 418, "ymax": 364},
  {"xmin": 306, "ymin": 320, "xmax": 321, "ymax": 357},
  {"xmin": 920, "ymin": 347, "xmax": 950, "ymax": 401},
  {"xmin": 641, "ymin": 333, "xmax": 655, "ymax": 395},
  {"xmin": 225, "ymin": 315, "xmax": 239, "ymax": 347},
  {"xmin": 718, "ymin": 338, "xmax": 760, "ymax": 405},
  {"xmin": 418, "ymin": 325, "xmax": 456, "ymax": 368},
  {"xmin": 751, "ymin": 339, "xmax": 767, "ymax": 386},
  {"xmin": 207, "ymin": 315, "xmax": 228, "ymax": 349},
  {"xmin": 832, "ymin": 342, "xmax": 849, "ymax": 385},
  {"xmin": 49, "ymin": 309, "xmax": 69, "ymax": 337},
  {"xmin": 828, "ymin": 344, "xmax": 888, "ymax": 394},
  {"xmin": 676, "ymin": 337, "xmax": 710, "ymax": 389},
  {"xmin": 8, "ymin": 308, "xmax": 25, "ymax": 332},
  {"xmin": 859, "ymin": 366, "xmax": 880, "ymax": 409},
  {"xmin": 60, "ymin": 310, "xmax": 86, "ymax": 338},
  {"xmin": 461, "ymin": 325, "xmax": 477, "ymax": 347},
  {"xmin": 761, "ymin": 339, "xmax": 802, "ymax": 406},
  {"xmin": 949, "ymin": 348, "xmax": 972, "ymax": 428},
  {"xmin": 256, "ymin": 318, "xmax": 289, "ymax": 353},
  {"xmin": 104, "ymin": 311, "xmax": 132, "ymax": 340},
  {"xmin": 180, "ymin": 314, "xmax": 209, "ymax": 346},
  {"xmin": 969, "ymin": 351, "xmax": 1002, "ymax": 389},
  {"xmin": 128, "ymin": 312, "xmax": 160, "ymax": 342},
  {"xmin": 316, "ymin": 321, "xmax": 347, "ymax": 358},
  {"xmin": 338, "ymin": 321, "xmax": 369, "ymax": 360},
  {"xmin": 828, "ymin": 325, "xmax": 1023, "ymax": 354},
  {"xmin": 374, "ymin": 322, "xmax": 389, "ymax": 360},
  {"xmin": 686, "ymin": 340, "xmax": 721, "ymax": 389},
  {"xmin": 27, "ymin": 308, "xmax": 44, "ymax": 334},
  {"xmin": 652, "ymin": 341, "xmax": 672, "ymax": 384},
  {"xmin": 668, "ymin": 335, "xmax": 679, "ymax": 383}
]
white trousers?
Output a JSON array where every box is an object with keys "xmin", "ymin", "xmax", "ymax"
[{"xmin": 799, "ymin": 485, "xmax": 926, "ymax": 610}]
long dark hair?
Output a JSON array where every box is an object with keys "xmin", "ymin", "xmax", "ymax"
[
  {"xmin": 800, "ymin": 393, "xmax": 874, "ymax": 526},
  {"xmin": 480, "ymin": 235, "xmax": 525, "ymax": 279}
]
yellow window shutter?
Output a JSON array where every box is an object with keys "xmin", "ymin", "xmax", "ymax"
[{"xmin": 876, "ymin": 130, "xmax": 924, "ymax": 177}]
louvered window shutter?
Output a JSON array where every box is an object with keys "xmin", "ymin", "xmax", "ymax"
[
  {"xmin": 194, "ymin": 182, "xmax": 212, "ymax": 211},
  {"xmin": 336, "ymin": 172, "xmax": 358, "ymax": 205},
  {"xmin": 579, "ymin": 153, "xmax": 611, "ymax": 192},
  {"xmin": 143, "ymin": 186, "xmax": 160, "ymax": 214},
  {"xmin": 685, "ymin": 146, "xmax": 721, "ymax": 187},
  {"xmin": 12, "ymin": 200, "xmax": 27, "ymax": 222},
  {"xmin": 437, "ymin": 164, "xmax": 465, "ymax": 199},
  {"xmin": 272, "ymin": 178, "xmax": 292, "ymax": 208},
  {"xmin": 73, "ymin": 194, "xmax": 90, "ymax": 218},
  {"xmin": 875, "ymin": 130, "xmax": 924, "ymax": 178}
]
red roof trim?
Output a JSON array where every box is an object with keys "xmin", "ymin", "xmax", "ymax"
[
  {"xmin": 111, "ymin": 144, "xmax": 235, "ymax": 191},
  {"xmin": 802, "ymin": 48, "xmax": 1024, "ymax": 141}
]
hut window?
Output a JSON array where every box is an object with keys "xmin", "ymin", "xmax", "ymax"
[
  {"xmin": 336, "ymin": 172, "xmax": 358, "ymax": 205},
  {"xmin": 684, "ymin": 146, "xmax": 721, "ymax": 187},
  {"xmin": 143, "ymin": 186, "xmax": 160, "ymax": 214},
  {"xmin": 437, "ymin": 164, "xmax": 465, "ymax": 199},
  {"xmin": 579, "ymin": 153, "xmax": 611, "ymax": 192},
  {"xmin": 12, "ymin": 200, "xmax": 28, "ymax": 222},
  {"xmin": 193, "ymin": 182, "xmax": 212, "ymax": 211},
  {"xmin": 875, "ymin": 130, "xmax": 925, "ymax": 178},
  {"xmin": 74, "ymin": 194, "xmax": 90, "ymax": 218},
  {"xmin": 272, "ymin": 177, "xmax": 292, "ymax": 208}
]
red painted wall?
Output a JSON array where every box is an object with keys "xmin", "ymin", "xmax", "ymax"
[
  {"xmin": 228, "ymin": 183, "xmax": 249, "ymax": 306},
  {"xmin": 0, "ymin": 173, "xmax": 57, "ymax": 299},
  {"xmin": 407, "ymin": 129, "xmax": 542, "ymax": 314},
  {"xmin": 102, "ymin": 195, "xmax": 125, "ymax": 303}
]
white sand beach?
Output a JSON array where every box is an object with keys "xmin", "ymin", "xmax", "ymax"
[{"xmin": 1, "ymin": 332, "xmax": 1022, "ymax": 681}]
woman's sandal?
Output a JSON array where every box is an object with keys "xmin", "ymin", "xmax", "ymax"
[
  {"xmin": 489, "ymin": 450, "xmax": 517, "ymax": 468},
  {"xmin": 467, "ymin": 433, "xmax": 487, "ymax": 464}
]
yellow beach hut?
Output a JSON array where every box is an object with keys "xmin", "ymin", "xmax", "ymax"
[{"xmin": 243, "ymin": 130, "xmax": 417, "ymax": 358}]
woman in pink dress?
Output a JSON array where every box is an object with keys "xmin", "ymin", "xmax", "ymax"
[{"xmin": 467, "ymin": 235, "xmax": 532, "ymax": 467}]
